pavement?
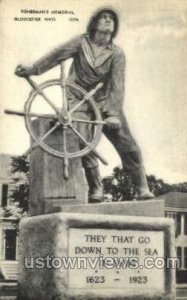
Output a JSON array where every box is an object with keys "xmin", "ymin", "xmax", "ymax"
[{"xmin": 0, "ymin": 283, "xmax": 187, "ymax": 299}]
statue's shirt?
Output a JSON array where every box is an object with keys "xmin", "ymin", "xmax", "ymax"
[{"xmin": 34, "ymin": 34, "xmax": 126, "ymax": 117}]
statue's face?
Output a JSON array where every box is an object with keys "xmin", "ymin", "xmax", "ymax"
[{"xmin": 96, "ymin": 12, "xmax": 115, "ymax": 34}]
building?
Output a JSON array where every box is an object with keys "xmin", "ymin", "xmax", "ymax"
[
  {"xmin": 162, "ymin": 192, "xmax": 187, "ymax": 284},
  {"xmin": 0, "ymin": 154, "xmax": 19, "ymax": 282}
]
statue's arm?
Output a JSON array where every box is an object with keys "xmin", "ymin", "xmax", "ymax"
[
  {"xmin": 33, "ymin": 35, "xmax": 81, "ymax": 75},
  {"xmin": 15, "ymin": 35, "xmax": 81, "ymax": 77}
]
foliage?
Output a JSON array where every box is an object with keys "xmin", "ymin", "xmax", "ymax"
[
  {"xmin": 10, "ymin": 155, "xmax": 29, "ymax": 213},
  {"xmin": 102, "ymin": 167, "xmax": 135, "ymax": 201},
  {"xmin": 0, "ymin": 205, "xmax": 25, "ymax": 220},
  {"xmin": 146, "ymin": 175, "xmax": 171, "ymax": 196},
  {"xmin": 170, "ymin": 182, "xmax": 187, "ymax": 193},
  {"xmin": 8, "ymin": 156, "xmax": 187, "ymax": 211},
  {"xmin": 103, "ymin": 166, "xmax": 187, "ymax": 201}
]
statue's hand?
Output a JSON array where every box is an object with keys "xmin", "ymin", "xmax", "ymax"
[
  {"xmin": 104, "ymin": 117, "xmax": 121, "ymax": 130},
  {"xmin": 15, "ymin": 64, "xmax": 36, "ymax": 77}
]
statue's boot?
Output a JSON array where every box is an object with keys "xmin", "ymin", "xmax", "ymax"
[
  {"xmin": 84, "ymin": 167, "xmax": 103, "ymax": 203},
  {"xmin": 130, "ymin": 167, "xmax": 154, "ymax": 200}
]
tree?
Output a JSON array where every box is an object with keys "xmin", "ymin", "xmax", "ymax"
[
  {"xmin": 146, "ymin": 175, "xmax": 171, "ymax": 196},
  {"xmin": 102, "ymin": 166, "xmax": 135, "ymax": 201},
  {"xmin": 171, "ymin": 182, "xmax": 187, "ymax": 193},
  {"xmin": 102, "ymin": 166, "xmax": 187, "ymax": 201},
  {"xmin": 10, "ymin": 155, "xmax": 29, "ymax": 213}
]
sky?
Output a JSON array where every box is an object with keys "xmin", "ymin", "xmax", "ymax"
[{"xmin": 0, "ymin": 0, "xmax": 187, "ymax": 184}]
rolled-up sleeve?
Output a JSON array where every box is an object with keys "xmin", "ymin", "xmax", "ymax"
[
  {"xmin": 105, "ymin": 48, "xmax": 126, "ymax": 117},
  {"xmin": 33, "ymin": 35, "xmax": 81, "ymax": 75}
]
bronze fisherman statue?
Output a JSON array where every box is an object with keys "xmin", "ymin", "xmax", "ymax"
[{"xmin": 15, "ymin": 8, "xmax": 154, "ymax": 203}]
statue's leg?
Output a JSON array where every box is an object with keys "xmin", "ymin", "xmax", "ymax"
[
  {"xmin": 83, "ymin": 165, "xmax": 103, "ymax": 203},
  {"xmin": 76, "ymin": 111, "xmax": 103, "ymax": 203},
  {"xmin": 103, "ymin": 113, "xmax": 154, "ymax": 200}
]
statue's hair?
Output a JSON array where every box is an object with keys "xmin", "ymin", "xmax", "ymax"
[{"xmin": 87, "ymin": 7, "xmax": 119, "ymax": 39}]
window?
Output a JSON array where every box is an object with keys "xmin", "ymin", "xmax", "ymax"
[
  {"xmin": 184, "ymin": 214, "xmax": 187, "ymax": 235},
  {"xmin": 184, "ymin": 247, "xmax": 187, "ymax": 269},
  {"xmin": 177, "ymin": 247, "xmax": 182, "ymax": 269},
  {"xmin": 176, "ymin": 246, "xmax": 187, "ymax": 270},
  {"xmin": 165, "ymin": 212, "xmax": 181, "ymax": 236},
  {"xmin": 176, "ymin": 214, "xmax": 181, "ymax": 236},
  {"xmin": 1, "ymin": 184, "xmax": 8, "ymax": 207},
  {"xmin": 5, "ymin": 230, "xmax": 17, "ymax": 260}
]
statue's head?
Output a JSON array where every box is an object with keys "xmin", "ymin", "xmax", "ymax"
[{"xmin": 87, "ymin": 7, "xmax": 119, "ymax": 40}]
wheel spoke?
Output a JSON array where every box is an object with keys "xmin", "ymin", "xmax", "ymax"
[
  {"xmin": 92, "ymin": 149, "xmax": 108, "ymax": 165},
  {"xmin": 69, "ymin": 125, "xmax": 91, "ymax": 147},
  {"xmin": 60, "ymin": 62, "xmax": 68, "ymax": 113},
  {"xmin": 25, "ymin": 77, "xmax": 60, "ymax": 114},
  {"xmin": 5, "ymin": 109, "xmax": 26, "ymax": 117},
  {"xmin": 69, "ymin": 96, "xmax": 89, "ymax": 115},
  {"xmin": 23, "ymin": 122, "xmax": 60, "ymax": 156},
  {"xmin": 63, "ymin": 125, "xmax": 68, "ymax": 156},
  {"xmin": 69, "ymin": 125, "xmax": 108, "ymax": 165},
  {"xmin": 72, "ymin": 118, "xmax": 106, "ymax": 125},
  {"xmin": 69, "ymin": 82, "xmax": 103, "ymax": 115},
  {"xmin": 40, "ymin": 91, "xmax": 60, "ymax": 115},
  {"xmin": 5, "ymin": 109, "xmax": 57, "ymax": 119},
  {"xmin": 27, "ymin": 112, "xmax": 57, "ymax": 119},
  {"xmin": 63, "ymin": 125, "xmax": 69, "ymax": 179}
]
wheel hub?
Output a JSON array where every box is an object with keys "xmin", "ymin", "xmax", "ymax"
[{"xmin": 57, "ymin": 110, "xmax": 71, "ymax": 126}]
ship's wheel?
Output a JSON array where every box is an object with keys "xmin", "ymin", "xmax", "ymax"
[{"xmin": 5, "ymin": 62, "xmax": 107, "ymax": 178}]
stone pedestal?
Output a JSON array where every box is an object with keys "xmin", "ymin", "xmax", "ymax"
[
  {"xmin": 50, "ymin": 199, "xmax": 165, "ymax": 217},
  {"xmin": 29, "ymin": 119, "xmax": 86, "ymax": 216},
  {"xmin": 18, "ymin": 204, "xmax": 176, "ymax": 300},
  {"xmin": 18, "ymin": 118, "xmax": 176, "ymax": 300}
]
